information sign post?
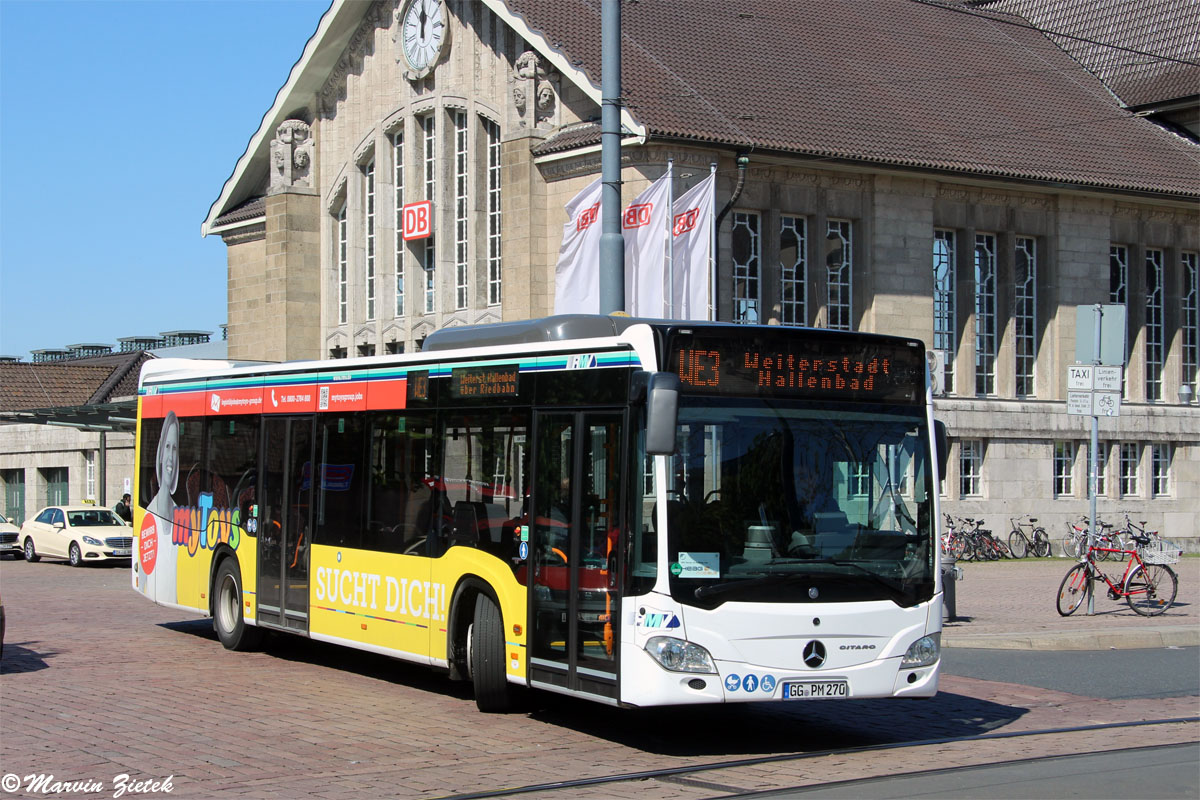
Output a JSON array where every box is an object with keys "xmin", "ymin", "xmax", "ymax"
[{"xmin": 1071, "ymin": 304, "xmax": 1126, "ymax": 615}]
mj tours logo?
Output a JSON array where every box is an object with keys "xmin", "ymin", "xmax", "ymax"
[{"xmin": 2, "ymin": 772, "xmax": 174, "ymax": 797}]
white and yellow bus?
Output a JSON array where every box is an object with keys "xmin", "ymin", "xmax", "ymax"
[{"xmin": 132, "ymin": 315, "xmax": 946, "ymax": 711}]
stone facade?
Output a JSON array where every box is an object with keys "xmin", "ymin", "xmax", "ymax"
[
  {"xmin": 0, "ymin": 425, "xmax": 135, "ymax": 524},
  {"xmin": 209, "ymin": 0, "xmax": 1199, "ymax": 539}
]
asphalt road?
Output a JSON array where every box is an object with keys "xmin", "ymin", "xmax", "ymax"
[{"xmin": 942, "ymin": 646, "xmax": 1200, "ymax": 699}]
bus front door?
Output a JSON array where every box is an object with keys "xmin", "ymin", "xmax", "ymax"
[
  {"xmin": 257, "ymin": 416, "xmax": 313, "ymax": 633},
  {"xmin": 529, "ymin": 411, "xmax": 623, "ymax": 701}
]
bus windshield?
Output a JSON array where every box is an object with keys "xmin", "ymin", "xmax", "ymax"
[{"xmin": 652, "ymin": 398, "xmax": 936, "ymax": 608}]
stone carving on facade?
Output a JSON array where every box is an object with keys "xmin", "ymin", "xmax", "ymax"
[
  {"xmin": 320, "ymin": 0, "xmax": 392, "ymax": 117},
  {"xmin": 511, "ymin": 50, "xmax": 557, "ymax": 130},
  {"xmin": 269, "ymin": 119, "xmax": 314, "ymax": 192}
]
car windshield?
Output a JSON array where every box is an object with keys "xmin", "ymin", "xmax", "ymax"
[
  {"xmin": 67, "ymin": 509, "xmax": 122, "ymax": 527},
  {"xmin": 635, "ymin": 399, "xmax": 936, "ymax": 608}
]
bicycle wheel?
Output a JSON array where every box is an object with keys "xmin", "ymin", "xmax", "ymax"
[
  {"xmin": 1061, "ymin": 533, "xmax": 1080, "ymax": 559},
  {"xmin": 1032, "ymin": 529, "xmax": 1051, "ymax": 558},
  {"xmin": 1057, "ymin": 563, "xmax": 1090, "ymax": 616},
  {"xmin": 1125, "ymin": 564, "xmax": 1178, "ymax": 616},
  {"xmin": 1008, "ymin": 531, "xmax": 1028, "ymax": 559}
]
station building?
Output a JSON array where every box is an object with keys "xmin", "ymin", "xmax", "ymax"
[{"xmin": 201, "ymin": 0, "xmax": 1198, "ymax": 538}]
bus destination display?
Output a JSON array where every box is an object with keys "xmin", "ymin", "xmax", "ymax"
[
  {"xmin": 451, "ymin": 364, "xmax": 520, "ymax": 399},
  {"xmin": 669, "ymin": 334, "xmax": 923, "ymax": 403}
]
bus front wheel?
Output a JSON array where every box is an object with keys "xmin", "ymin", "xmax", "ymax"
[
  {"xmin": 469, "ymin": 594, "xmax": 511, "ymax": 713},
  {"xmin": 213, "ymin": 559, "xmax": 262, "ymax": 651}
]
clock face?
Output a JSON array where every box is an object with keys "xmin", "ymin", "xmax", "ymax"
[{"xmin": 401, "ymin": 0, "xmax": 446, "ymax": 74}]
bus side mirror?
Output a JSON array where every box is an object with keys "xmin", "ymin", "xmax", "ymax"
[
  {"xmin": 645, "ymin": 372, "xmax": 679, "ymax": 456},
  {"xmin": 934, "ymin": 420, "xmax": 949, "ymax": 480}
]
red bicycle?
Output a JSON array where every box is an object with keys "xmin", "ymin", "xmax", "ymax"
[{"xmin": 1057, "ymin": 532, "xmax": 1179, "ymax": 617}]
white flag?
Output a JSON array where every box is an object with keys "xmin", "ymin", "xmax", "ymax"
[
  {"xmin": 553, "ymin": 178, "xmax": 603, "ymax": 315},
  {"xmin": 623, "ymin": 170, "xmax": 672, "ymax": 317},
  {"xmin": 671, "ymin": 172, "xmax": 715, "ymax": 320}
]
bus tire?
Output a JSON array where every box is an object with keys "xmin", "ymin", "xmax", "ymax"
[
  {"xmin": 213, "ymin": 558, "xmax": 261, "ymax": 651},
  {"xmin": 469, "ymin": 594, "xmax": 511, "ymax": 713}
]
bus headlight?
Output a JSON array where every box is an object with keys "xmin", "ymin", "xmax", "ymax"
[
  {"xmin": 644, "ymin": 636, "xmax": 716, "ymax": 673},
  {"xmin": 901, "ymin": 633, "xmax": 940, "ymax": 668}
]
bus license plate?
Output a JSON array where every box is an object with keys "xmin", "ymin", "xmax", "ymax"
[{"xmin": 782, "ymin": 680, "xmax": 848, "ymax": 699}]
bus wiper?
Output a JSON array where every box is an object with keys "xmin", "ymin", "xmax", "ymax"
[{"xmin": 693, "ymin": 573, "xmax": 795, "ymax": 600}]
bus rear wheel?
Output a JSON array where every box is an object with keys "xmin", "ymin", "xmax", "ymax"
[
  {"xmin": 213, "ymin": 559, "xmax": 262, "ymax": 651},
  {"xmin": 469, "ymin": 594, "xmax": 511, "ymax": 713}
]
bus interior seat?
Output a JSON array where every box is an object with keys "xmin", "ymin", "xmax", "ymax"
[{"xmin": 451, "ymin": 501, "xmax": 480, "ymax": 547}]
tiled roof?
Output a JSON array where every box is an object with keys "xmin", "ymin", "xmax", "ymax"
[
  {"xmin": 981, "ymin": 0, "xmax": 1200, "ymax": 109},
  {"xmin": 531, "ymin": 121, "xmax": 602, "ymax": 155},
  {"xmin": 507, "ymin": 0, "xmax": 1200, "ymax": 197},
  {"xmin": 0, "ymin": 351, "xmax": 151, "ymax": 412},
  {"xmin": 212, "ymin": 196, "xmax": 266, "ymax": 229}
]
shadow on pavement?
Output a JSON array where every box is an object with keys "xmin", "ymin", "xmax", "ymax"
[
  {"xmin": 521, "ymin": 691, "xmax": 1028, "ymax": 756},
  {"xmin": 0, "ymin": 642, "xmax": 56, "ymax": 673},
  {"xmin": 157, "ymin": 620, "xmax": 1028, "ymax": 757}
]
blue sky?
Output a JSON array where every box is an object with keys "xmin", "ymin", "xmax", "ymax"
[{"xmin": 0, "ymin": 0, "xmax": 330, "ymax": 360}]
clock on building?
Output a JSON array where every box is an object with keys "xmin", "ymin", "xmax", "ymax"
[{"xmin": 400, "ymin": 0, "xmax": 448, "ymax": 77}]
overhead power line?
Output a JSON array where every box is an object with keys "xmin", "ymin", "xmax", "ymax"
[{"xmin": 909, "ymin": 0, "xmax": 1200, "ymax": 68}]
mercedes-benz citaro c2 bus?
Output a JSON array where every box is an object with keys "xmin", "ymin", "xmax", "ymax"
[{"xmin": 132, "ymin": 315, "xmax": 947, "ymax": 711}]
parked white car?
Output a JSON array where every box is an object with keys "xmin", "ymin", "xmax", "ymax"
[
  {"xmin": 20, "ymin": 506, "xmax": 133, "ymax": 567},
  {"xmin": 0, "ymin": 512, "xmax": 21, "ymax": 558}
]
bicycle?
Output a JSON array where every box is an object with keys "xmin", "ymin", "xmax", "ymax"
[
  {"xmin": 941, "ymin": 514, "xmax": 967, "ymax": 560},
  {"xmin": 1062, "ymin": 516, "xmax": 1116, "ymax": 560},
  {"xmin": 1008, "ymin": 515, "xmax": 1050, "ymax": 559},
  {"xmin": 960, "ymin": 517, "xmax": 1009, "ymax": 560},
  {"xmin": 1056, "ymin": 530, "xmax": 1180, "ymax": 617}
]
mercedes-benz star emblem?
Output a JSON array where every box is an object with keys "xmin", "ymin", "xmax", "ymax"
[{"xmin": 803, "ymin": 640, "xmax": 827, "ymax": 668}]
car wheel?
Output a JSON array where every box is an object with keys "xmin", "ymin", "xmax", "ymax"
[
  {"xmin": 69, "ymin": 542, "xmax": 84, "ymax": 567},
  {"xmin": 23, "ymin": 537, "xmax": 40, "ymax": 563}
]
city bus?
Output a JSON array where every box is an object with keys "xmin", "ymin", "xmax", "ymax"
[{"xmin": 132, "ymin": 315, "xmax": 946, "ymax": 711}]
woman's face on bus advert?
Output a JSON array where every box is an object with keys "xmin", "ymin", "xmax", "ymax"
[{"xmin": 160, "ymin": 418, "xmax": 179, "ymax": 492}]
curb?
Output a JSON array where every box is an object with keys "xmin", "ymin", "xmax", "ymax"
[{"xmin": 943, "ymin": 626, "xmax": 1200, "ymax": 651}]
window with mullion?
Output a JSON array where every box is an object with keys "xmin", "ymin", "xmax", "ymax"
[
  {"xmin": 364, "ymin": 158, "xmax": 376, "ymax": 321},
  {"xmin": 1053, "ymin": 441, "xmax": 1074, "ymax": 498},
  {"xmin": 1182, "ymin": 252, "xmax": 1198, "ymax": 395},
  {"xmin": 485, "ymin": 118, "xmax": 502, "ymax": 306},
  {"xmin": 421, "ymin": 114, "xmax": 435, "ymax": 315},
  {"xmin": 826, "ymin": 220, "xmax": 852, "ymax": 331},
  {"xmin": 337, "ymin": 204, "xmax": 348, "ymax": 325},
  {"xmin": 1119, "ymin": 442, "xmax": 1139, "ymax": 497},
  {"xmin": 933, "ymin": 230, "xmax": 956, "ymax": 393},
  {"xmin": 1014, "ymin": 236, "xmax": 1037, "ymax": 397},
  {"xmin": 393, "ymin": 132, "xmax": 405, "ymax": 317},
  {"xmin": 959, "ymin": 440, "xmax": 983, "ymax": 497},
  {"xmin": 453, "ymin": 111, "xmax": 468, "ymax": 311},
  {"xmin": 779, "ymin": 216, "xmax": 806, "ymax": 326},
  {"xmin": 732, "ymin": 211, "xmax": 760, "ymax": 323},
  {"xmin": 1151, "ymin": 443, "xmax": 1171, "ymax": 497},
  {"xmin": 974, "ymin": 233, "xmax": 997, "ymax": 395},
  {"xmin": 1145, "ymin": 249, "xmax": 1164, "ymax": 401}
]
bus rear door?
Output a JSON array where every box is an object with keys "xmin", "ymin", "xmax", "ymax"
[{"xmin": 257, "ymin": 416, "xmax": 313, "ymax": 634}]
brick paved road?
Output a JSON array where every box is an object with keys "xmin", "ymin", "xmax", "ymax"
[
  {"xmin": 945, "ymin": 557, "xmax": 1200, "ymax": 648},
  {"xmin": 1, "ymin": 558, "xmax": 1196, "ymax": 799}
]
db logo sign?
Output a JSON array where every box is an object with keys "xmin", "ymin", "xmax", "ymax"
[
  {"xmin": 402, "ymin": 200, "xmax": 432, "ymax": 240},
  {"xmin": 673, "ymin": 208, "xmax": 700, "ymax": 235},
  {"xmin": 576, "ymin": 202, "xmax": 600, "ymax": 232},
  {"xmin": 623, "ymin": 202, "xmax": 653, "ymax": 229}
]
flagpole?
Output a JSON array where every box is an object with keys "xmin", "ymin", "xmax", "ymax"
[
  {"xmin": 708, "ymin": 162, "xmax": 717, "ymax": 322},
  {"xmin": 666, "ymin": 159, "xmax": 674, "ymax": 318}
]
